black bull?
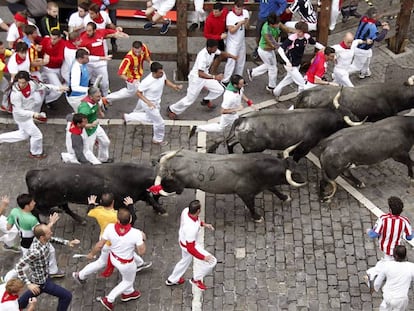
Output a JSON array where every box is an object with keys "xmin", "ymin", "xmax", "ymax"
[
  {"xmin": 318, "ymin": 116, "xmax": 414, "ymax": 202},
  {"xmin": 295, "ymin": 81, "xmax": 414, "ymax": 122},
  {"xmin": 26, "ymin": 163, "xmax": 166, "ymax": 224},
  {"xmin": 154, "ymin": 149, "xmax": 306, "ymax": 222},
  {"xmin": 207, "ymin": 108, "xmax": 361, "ymax": 161}
]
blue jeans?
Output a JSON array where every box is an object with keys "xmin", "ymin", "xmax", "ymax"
[{"xmin": 18, "ymin": 278, "xmax": 72, "ymax": 311}]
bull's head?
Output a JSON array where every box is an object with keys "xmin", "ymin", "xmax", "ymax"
[
  {"xmin": 153, "ymin": 149, "xmax": 182, "ymax": 196},
  {"xmin": 332, "ymin": 90, "xmax": 366, "ymax": 127}
]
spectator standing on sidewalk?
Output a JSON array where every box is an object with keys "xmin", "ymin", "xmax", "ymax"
[
  {"xmin": 16, "ymin": 224, "xmax": 80, "ymax": 311},
  {"xmin": 373, "ymin": 245, "xmax": 414, "ymax": 311},
  {"xmin": 167, "ymin": 39, "xmax": 235, "ymax": 120},
  {"xmin": 104, "ymin": 41, "xmax": 152, "ymax": 106},
  {"xmin": 188, "ymin": 0, "xmax": 206, "ymax": 32},
  {"xmin": 166, "ymin": 200, "xmax": 216, "ymax": 291},
  {"xmin": 221, "ymin": 0, "xmax": 250, "ymax": 85},
  {"xmin": 364, "ymin": 196, "xmax": 413, "ymax": 289},
  {"xmin": 341, "ymin": 0, "xmax": 361, "ymax": 23},
  {"xmin": 72, "ymin": 194, "xmax": 152, "ymax": 286},
  {"xmin": 189, "ymin": 74, "xmax": 256, "ymax": 138},
  {"xmin": 352, "ymin": 7, "xmax": 390, "ymax": 79},
  {"xmin": 144, "ymin": 0, "xmax": 174, "ymax": 35},
  {"xmin": 252, "ymin": 0, "xmax": 287, "ymax": 59},
  {"xmin": 124, "ymin": 62, "xmax": 182, "ymax": 146},
  {"xmin": 88, "ymin": 207, "xmax": 147, "ymax": 310}
]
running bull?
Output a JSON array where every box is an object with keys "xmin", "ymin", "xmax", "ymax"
[
  {"xmin": 296, "ymin": 76, "xmax": 414, "ymax": 122},
  {"xmin": 207, "ymin": 109, "xmax": 363, "ymax": 161},
  {"xmin": 318, "ymin": 116, "xmax": 414, "ymax": 202},
  {"xmin": 26, "ymin": 163, "xmax": 167, "ymax": 224},
  {"xmin": 152, "ymin": 149, "xmax": 306, "ymax": 222}
]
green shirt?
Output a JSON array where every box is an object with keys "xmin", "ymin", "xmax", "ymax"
[
  {"xmin": 78, "ymin": 101, "xmax": 99, "ymax": 136},
  {"xmin": 7, "ymin": 207, "xmax": 39, "ymax": 238},
  {"xmin": 259, "ymin": 22, "xmax": 281, "ymax": 50}
]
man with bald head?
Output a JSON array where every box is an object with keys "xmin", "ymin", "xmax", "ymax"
[{"xmin": 331, "ymin": 32, "xmax": 367, "ymax": 87}]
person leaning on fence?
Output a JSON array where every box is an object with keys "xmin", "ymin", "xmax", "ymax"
[{"xmin": 144, "ymin": 0, "xmax": 174, "ymax": 35}]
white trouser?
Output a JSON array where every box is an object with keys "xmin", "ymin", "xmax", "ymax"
[
  {"xmin": 124, "ymin": 102, "xmax": 165, "ymax": 142},
  {"xmin": 0, "ymin": 119, "xmax": 43, "ymax": 155},
  {"xmin": 5, "ymin": 244, "xmax": 58, "ymax": 281},
  {"xmin": 0, "ymin": 77, "xmax": 9, "ymax": 108},
  {"xmin": 252, "ymin": 48, "xmax": 278, "ymax": 88},
  {"xmin": 379, "ymin": 297, "xmax": 408, "ymax": 311},
  {"xmin": 223, "ymin": 42, "xmax": 246, "ymax": 83},
  {"xmin": 333, "ymin": 66, "xmax": 358, "ymax": 87},
  {"xmin": 106, "ymin": 252, "xmax": 137, "ymax": 303},
  {"xmin": 367, "ymin": 254, "xmax": 394, "ymax": 281},
  {"xmin": 285, "ymin": 21, "xmax": 317, "ymax": 31},
  {"xmin": 303, "ymin": 81, "xmax": 318, "ymax": 90},
  {"xmin": 197, "ymin": 113, "xmax": 238, "ymax": 133},
  {"xmin": 86, "ymin": 125, "xmax": 110, "ymax": 162},
  {"xmin": 170, "ymin": 76, "xmax": 224, "ymax": 115},
  {"xmin": 61, "ymin": 122, "xmax": 101, "ymax": 165},
  {"xmin": 352, "ymin": 48, "xmax": 372, "ymax": 75},
  {"xmin": 329, "ymin": 0, "xmax": 340, "ymax": 31},
  {"xmin": 87, "ymin": 61, "xmax": 109, "ymax": 97},
  {"xmin": 0, "ymin": 215, "xmax": 19, "ymax": 247},
  {"xmin": 167, "ymin": 243, "xmax": 217, "ymax": 283},
  {"xmin": 273, "ymin": 66, "xmax": 305, "ymax": 97},
  {"xmin": 66, "ymin": 95, "xmax": 84, "ymax": 112},
  {"xmin": 192, "ymin": 0, "xmax": 205, "ymax": 23},
  {"xmin": 106, "ymin": 81, "xmax": 139, "ymax": 103},
  {"xmin": 41, "ymin": 67, "xmax": 63, "ymax": 104},
  {"xmin": 79, "ymin": 245, "xmax": 143, "ymax": 280}
]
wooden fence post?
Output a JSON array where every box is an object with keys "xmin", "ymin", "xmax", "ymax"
[
  {"xmin": 176, "ymin": 0, "xmax": 189, "ymax": 81},
  {"xmin": 387, "ymin": 0, "xmax": 413, "ymax": 54},
  {"xmin": 316, "ymin": 0, "xmax": 331, "ymax": 47}
]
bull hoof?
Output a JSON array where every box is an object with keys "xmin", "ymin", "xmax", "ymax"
[
  {"xmin": 253, "ymin": 216, "xmax": 264, "ymax": 223},
  {"xmin": 356, "ymin": 182, "xmax": 366, "ymax": 189},
  {"xmin": 283, "ymin": 195, "xmax": 292, "ymax": 203}
]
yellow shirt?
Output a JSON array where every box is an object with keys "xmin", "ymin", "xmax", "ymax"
[
  {"xmin": 88, "ymin": 206, "xmax": 117, "ymax": 245},
  {"xmin": 0, "ymin": 49, "xmax": 12, "ymax": 80}
]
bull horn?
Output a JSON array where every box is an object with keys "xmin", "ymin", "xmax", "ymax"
[
  {"xmin": 285, "ymin": 169, "xmax": 306, "ymax": 187},
  {"xmin": 159, "ymin": 149, "xmax": 182, "ymax": 166},
  {"xmin": 408, "ymin": 76, "xmax": 414, "ymax": 86},
  {"xmin": 332, "ymin": 91, "xmax": 341, "ymax": 109},
  {"xmin": 344, "ymin": 115, "xmax": 367, "ymax": 126},
  {"xmin": 283, "ymin": 141, "xmax": 302, "ymax": 159},
  {"xmin": 159, "ymin": 189, "xmax": 176, "ymax": 197},
  {"xmin": 154, "ymin": 175, "xmax": 162, "ymax": 185},
  {"xmin": 323, "ymin": 180, "xmax": 337, "ymax": 200}
]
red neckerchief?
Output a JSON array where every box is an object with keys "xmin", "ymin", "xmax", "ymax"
[
  {"xmin": 81, "ymin": 95, "xmax": 96, "ymax": 105},
  {"xmin": 114, "ymin": 223, "xmax": 132, "ymax": 236},
  {"xmin": 1, "ymin": 291, "xmax": 19, "ymax": 303},
  {"xmin": 232, "ymin": 7, "xmax": 243, "ymax": 16},
  {"xmin": 361, "ymin": 16, "xmax": 377, "ymax": 24},
  {"xmin": 15, "ymin": 53, "xmax": 25, "ymax": 65},
  {"xmin": 20, "ymin": 83, "xmax": 31, "ymax": 98},
  {"xmin": 69, "ymin": 122, "xmax": 82, "ymax": 135},
  {"xmin": 93, "ymin": 14, "xmax": 104, "ymax": 24},
  {"xmin": 188, "ymin": 212, "xmax": 199, "ymax": 222},
  {"xmin": 147, "ymin": 184, "xmax": 163, "ymax": 194},
  {"xmin": 339, "ymin": 41, "xmax": 350, "ymax": 49},
  {"xmin": 66, "ymin": 40, "xmax": 77, "ymax": 49}
]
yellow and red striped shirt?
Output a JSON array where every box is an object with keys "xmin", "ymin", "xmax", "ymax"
[
  {"xmin": 29, "ymin": 43, "xmax": 40, "ymax": 73},
  {"xmin": 117, "ymin": 44, "xmax": 150, "ymax": 81}
]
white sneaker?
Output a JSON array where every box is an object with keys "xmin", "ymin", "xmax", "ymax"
[{"xmin": 246, "ymin": 68, "xmax": 253, "ymax": 81}]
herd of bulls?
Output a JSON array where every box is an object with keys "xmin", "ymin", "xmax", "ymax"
[{"xmin": 25, "ymin": 76, "xmax": 414, "ymax": 223}]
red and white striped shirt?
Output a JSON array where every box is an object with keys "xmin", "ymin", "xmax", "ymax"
[{"xmin": 373, "ymin": 213, "xmax": 413, "ymax": 256}]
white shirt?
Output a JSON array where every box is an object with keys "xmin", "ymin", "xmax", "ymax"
[
  {"xmin": 189, "ymin": 47, "xmax": 221, "ymax": 79},
  {"xmin": 226, "ymin": 9, "xmax": 250, "ymax": 47},
  {"xmin": 222, "ymin": 87, "xmax": 244, "ymax": 110},
  {"xmin": 84, "ymin": 11, "xmax": 112, "ymax": 29},
  {"xmin": 68, "ymin": 12, "xmax": 88, "ymax": 32},
  {"xmin": 138, "ymin": 72, "xmax": 167, "ymax": 107},
  {"xmin": 374, "ymin": 260, "xmax": 414, "ymax": 300},
  {"xmin": 0, "ymin": 284, "xmax": 19, "ymax": 311},
  {"xmin": 7, "ymin": 52, "xmax": 30, "ymax": 77},
  {"xmin": 6, "ymin": 22, "xmax": 38, "ymax": 44},
  {"xmin": 102, "ymin": 223, "xmax": 144, "ymax": 259},
  {"xmin": 178, "ymin": 207, "xmax": 201, "ymax": 246},
  {"xmin": 332, "ymin": 40, "xmax": 362, "ymax": 70}
]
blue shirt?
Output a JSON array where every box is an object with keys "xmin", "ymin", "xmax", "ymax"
[{"xmin": 258, "ymin": 0, "xmax": 288, "ymax": 20}]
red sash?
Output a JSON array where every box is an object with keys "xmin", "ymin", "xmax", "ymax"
[{"xmin": 101, "ymin": 252, "xmax": 133, "ymax": 277}]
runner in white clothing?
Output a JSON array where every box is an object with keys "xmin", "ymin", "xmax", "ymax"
[
  {"xmin": 124, "ymin": 62, "xmax": 182, "ymax": 146},
  {"xmin": 373, "ymin": 245, "xmax": 414, "ymax": 311},
  {"xmin": 189, "ymin": 74, "xmax": 256, "ymax": 138},
  {"xmin": 166, "ymin": 200, "xmax": 216, "ymax": 291},
  {"xmin": 88, "ymin": 207, "xmax": 146, "ymax": 310}
]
